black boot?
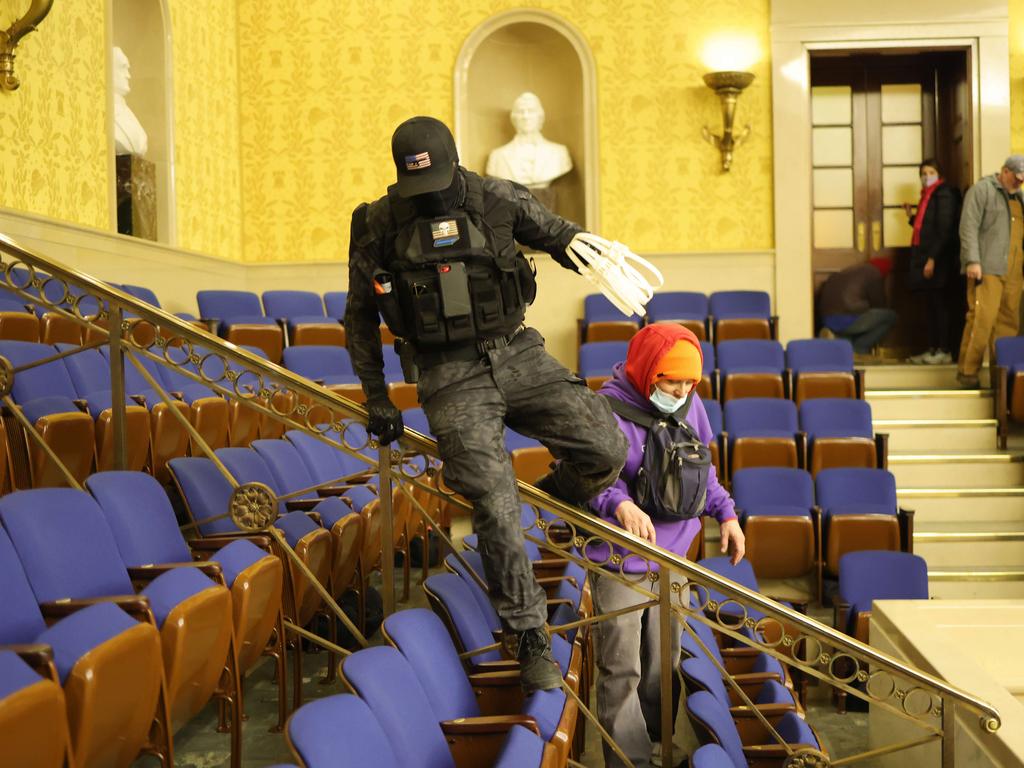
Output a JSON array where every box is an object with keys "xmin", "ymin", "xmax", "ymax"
[
  {"xmin": 533, "ymin": 471, "xmax": 565, "ymax": 502},
  {"xmin": 506, "ymin": 627, "xmax": 562, "ymax": 694}
]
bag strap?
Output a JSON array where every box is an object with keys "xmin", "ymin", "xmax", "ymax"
[
  {"xmin": 604, "ymin": 396, "xmax": 658, "ymax": 429},
  {"xmin": 604, "ymin": 392, "xmax": 708, "ymax": 453},
  {"xmin": 603, "ymin": 391, "xmax": 699, "ymax": 429}
]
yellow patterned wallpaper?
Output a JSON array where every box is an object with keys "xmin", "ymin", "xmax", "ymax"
[
  {"xmin": 0, "ymin": 1, "xmax": 108, "ymax": 230},
  {"xmin": 169, "ymin": 0, "xmax": 244, "ymax": 261},
  {"xmin": 237, "ymin": 0, "xmax": 773, "ymax": 263}
]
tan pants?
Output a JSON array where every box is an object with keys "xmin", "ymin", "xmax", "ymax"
[{"xmin": 958, "ymin": 258, "xmax": 1023, "ymax": 376}]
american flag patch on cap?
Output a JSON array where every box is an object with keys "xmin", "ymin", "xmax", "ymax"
[
  {"xmin": 405, "ymin": 151, "xmax": 431, "ymax": 171},
  {"xmin": 431, "ymin": 219, "xmax": 459, "ymax": 246}
]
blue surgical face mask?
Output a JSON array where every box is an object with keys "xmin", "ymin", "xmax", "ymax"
[{"xmin": 649, "ymin": 387, "xmax": 686, "ymax": 414}]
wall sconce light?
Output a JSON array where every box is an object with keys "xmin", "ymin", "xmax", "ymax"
[
  {"xmin": 701, "ymin": 70, "xmax": 755, "ymax": 173},
  {"xmin": 1, "ymin": 0, "xmax": 54, "ymax": 92}
]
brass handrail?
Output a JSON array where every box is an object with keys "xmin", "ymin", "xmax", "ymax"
[
  {"xmin": 0, "ymin": 232, "xmax": 1002, "ymax": 751},
  {"xmin": 514, "ymin": 484, "xmax": 1001, "ymax": 731}
]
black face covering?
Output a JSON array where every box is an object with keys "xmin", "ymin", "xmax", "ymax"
[{"xmin": 411, "ymin": 173, "xmax": 464, "ymax": 217}]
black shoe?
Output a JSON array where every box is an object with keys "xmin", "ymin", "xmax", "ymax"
[{"xmin": 509, "ymin": 628, "xmax": 562, "ymax": 694}]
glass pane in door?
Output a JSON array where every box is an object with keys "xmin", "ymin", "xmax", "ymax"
[
  {"xmin": 812, "ymin": 86, "xmax": 852, "ymax": 125},
  {"xmin": 813, "ymin": 127, "xmax": 853, "ymax": 167},
  {"xmin": 881, "ymin": 125, "xmax": 923, "ymax": 165},
  {"xmin": 813, "ymin": 168, "xmax": 854, "ymax": 208},
  {"xmin": 814, "ymin": 210, "xmax": 854, "ymax": 249},
  {"xmin": 882, "ymin": 207, "xmax": 912, "ymax": 248},
  {"xmin": 882, "ymin": 166, "xmax": 921, "ymax": 207},
  {"xmin": 881, "ymin": 83, "xmax": 922, "ymax": 123}
]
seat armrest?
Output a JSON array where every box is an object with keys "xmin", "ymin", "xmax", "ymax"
[
  {"xmin": 898, "ymin": 506, "xmax": 915, "ymax": 554},
  {"xmin": 875, "ymin": 432, "xmax": 889, "ymax": 469},
  {"xmin": 730, "ymin": 703, "xmax": 797, "ymax": 718},
  {"xmin": 467, "ymin": 670, "xmax": 522, "ymax": 687},
  {"xmin": 188, "ymin": 533, "xmax": 273, "ymax": 552},
  {"xmin": 536, "ymin": 575, "xmax": 577, "ymax": 587},
  {"xmin": 721, "ymin": 646, "xmax": 761, "ymax": 658},
  {"xmin": 1, "ymin": 643, "xmax": 55, "ymax": 676},
  {"xmin": 41, "ymin": 595, "xmax": 153, "ymax": 624},
  {"xmin": 441, "ymin": 714, "xmax": 540, "ymax": 737},
  {"xmin": 731, "ymin": 671, "xmax": 786, "ymax": 685},
  {"xmin": 284, "ymin": 498, "xmax": 321, "ymax": 512},
  {"xmin": 128, "ymin": 561, "xmax": 223, "ymax": 582},
  {"xmin": 315, "ymin": 486, "xmax": 360, "ymax": 497},
  {"xmin": 471, "ymin": 660, "xmax": 521, "ymax": 673}
]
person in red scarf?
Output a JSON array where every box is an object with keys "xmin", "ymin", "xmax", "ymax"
[{"xmin": 902, "ymin": 158, "xmax": 962, "ymax": 364}]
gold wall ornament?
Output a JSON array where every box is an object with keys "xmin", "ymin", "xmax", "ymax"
[
  {"xmin": 0, "ymin": 0, "xmax": 54, "ymax": 91},
  {"xmin": 701, "ymin": 70, "xmax": 755, "ymax": 172}
]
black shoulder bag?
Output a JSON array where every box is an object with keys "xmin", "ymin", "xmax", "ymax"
[{"xmin": 604, "ymin": 393, "xmax": 712, "ymax": 521}]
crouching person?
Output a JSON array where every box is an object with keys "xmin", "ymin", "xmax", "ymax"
[{"xmin": 587, "ymin": 323, "xmax": 745, "ymax": 768}]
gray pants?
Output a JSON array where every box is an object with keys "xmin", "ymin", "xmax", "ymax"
[
  {"xmin": 592, "ymin": 570, "xmax": 686, "ymax": 768},
  {"xmin": 418, "ymin": 327, "xmax": 627, "ymax": 631}
]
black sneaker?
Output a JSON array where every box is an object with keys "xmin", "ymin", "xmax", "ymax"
[{"xmin": 510, "ymin": 628, "xmax": 562, "ymax": 694}]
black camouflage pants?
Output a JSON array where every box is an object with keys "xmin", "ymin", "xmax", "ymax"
[{"xmin": 418, "ymin": 327, "xmax": 627, "ymax": 631}]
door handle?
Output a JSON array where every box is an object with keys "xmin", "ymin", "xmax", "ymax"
[
  {"xmin": 856, "ymin": 222, "xmax": 866, "ymax": 254},
  {"xmin": 871, "ymin": 220, "xmax": 881, "ymax": 252}
]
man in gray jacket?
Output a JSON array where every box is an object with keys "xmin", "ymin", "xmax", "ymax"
[{"xmin": 957, "ymin": 156, "xmax": 1024, "ymax": 388}]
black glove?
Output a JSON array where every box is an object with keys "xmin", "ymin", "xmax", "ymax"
[{"xmin": 366, "ymin": 397, "xmax": 404, "ymax": 445}]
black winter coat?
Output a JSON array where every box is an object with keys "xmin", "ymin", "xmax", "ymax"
[{"xmin": 907, "ymin": 183, "xmax": 961, "ymax": 291}]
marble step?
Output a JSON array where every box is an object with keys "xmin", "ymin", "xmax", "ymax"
[
  {"xmin": 866, "ymin": 389, "xmax": 993, "ymax": 421},
  {"xmin": 897, "ymin": 487, "xmax": 1024, "ymax": 523},
  {"xmin": 928, "ymin": 568, "xmax": 1024, "ymax": 599},
  {"xmin": 862, "ymin": 364, "xmax": 990, "ymax": 391},
  {"xmin": 874, "ymin": 419, "xmax": 998, "ymax": 452},
  {"xmin": 887, "ymin": 452, "xmax": 1024, "ymax": 488},
  {"xmin": 913, "ymin": 522, "xmax": 1024, "ymax": 568}
]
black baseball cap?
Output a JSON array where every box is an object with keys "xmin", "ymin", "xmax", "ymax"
[{"xmin": 391, "ymin": 116, "xmax": 459, "ymax": 198}]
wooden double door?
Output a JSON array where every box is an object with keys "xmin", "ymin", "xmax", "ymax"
[{"xmin": 810, "ymin": 51, "xmax": 971, "ymax": 352}]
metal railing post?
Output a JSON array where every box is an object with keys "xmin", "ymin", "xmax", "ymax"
[
  {"xmin": 659, "ymin": 576, "xmax": 674, "ymax": 768},
  {"xmin": 107, "ymin": 306, "xmax": 127, "ymax": 470},
  {"xmin": 378, "ymin": 444, "xmax": 395, "ymax": 616},
  {"xmin": 942, "ymin": 698, "xmax": 957, "ymax": 768}
]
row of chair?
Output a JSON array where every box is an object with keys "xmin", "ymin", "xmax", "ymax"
[
  {"xmin": 0, "ymin": 281, "xmax": 352, "ymax": 363},
  {"xmin": 579, "ymin": 338, "xmax": 863, "ymax": 404},
  {"xmin": 0, "ymin": 339, "xmax": 293, "ymax": 490},
  {"xmin": 0, "ymin": 483, "xmax": 255, "ymax": 767},
  {"xmin": 714, "ymin": 397, "xmax": 885, "ymax": 482},
  {"xmin": 194, "ymin": 290, "xmax": 350, "ymax": 362},
  {"xmin": 728, "ymin": 466, "xmax": 913, "ymax": 604},
  {"xmin": 285, "ymin": 606, "xmax": 582, "ymax": 767},
  {"xmin": 580, "ymin": 291, "xmax": 777, "ymax": 346},
  {"xmin": 680, "ymin": 606, "xmax": 825, "ymax": 766}
]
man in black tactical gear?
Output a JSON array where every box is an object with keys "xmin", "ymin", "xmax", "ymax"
[{"xmin": 345, "ymin": 116, "xmax": 628, "ymax": 693}]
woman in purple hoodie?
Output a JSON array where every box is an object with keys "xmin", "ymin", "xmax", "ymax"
[{"xmin": 588, "ymin": 323, "xmax": 744, "ymax": 768}]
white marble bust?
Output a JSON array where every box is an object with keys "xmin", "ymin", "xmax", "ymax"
[
  {"xmin": 112, "ymin": 46, "xmax": 148, "ymax": 157},
  {"xmin": 486, "ymin": 92, "xmax": 572, "ymax": 189}
]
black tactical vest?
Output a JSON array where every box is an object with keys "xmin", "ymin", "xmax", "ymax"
[{"xmin": 372, "ymin": 173, "xmax": 536, "ymax": 350}]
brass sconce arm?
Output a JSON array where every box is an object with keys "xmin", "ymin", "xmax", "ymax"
[
  {"xmin": 701, "ymin": 70, "xmax": 754, "ymax": 172},
  {"xmin": 0, "ymin": 0, "xmax": 54, "ymax": 92}
]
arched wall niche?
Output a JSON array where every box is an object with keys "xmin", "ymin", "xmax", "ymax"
[
  {"xmin": 109, "ymin": 0, "xmax": 176, "ymax": 244},
  {"xmin": 455, "ymin": 11, "xmax": 599, "ymax": 232}
]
